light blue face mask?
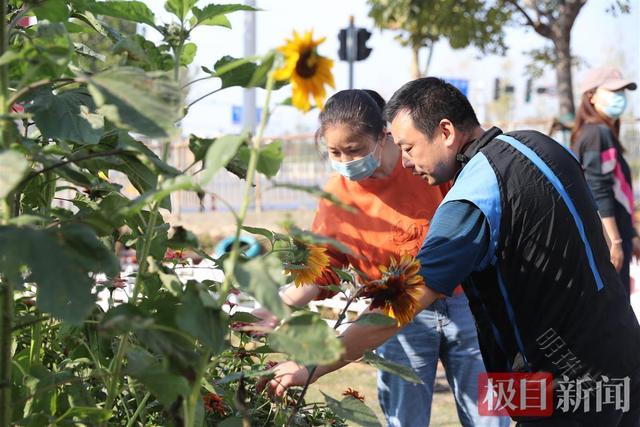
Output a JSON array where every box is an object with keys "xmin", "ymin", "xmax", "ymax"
[
  {"xmin": 599, "ymin": 90, "xmax": 627, "ymax": 119},
  {"xmin": 330, "ymin": 144, "xmax": 380, "ymax": 181}
]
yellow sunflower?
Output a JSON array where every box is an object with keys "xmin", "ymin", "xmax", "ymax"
[
  {"xmin": 362, "ymin": 255, "xmax": 425, "ymax": 326},
  {"xmin": 282, "ymin": 242, "xmax": 330, "ymax": 287},
  {"xmin": 274, "ymin": 30, "xmax": 335, "ymax": 112}
]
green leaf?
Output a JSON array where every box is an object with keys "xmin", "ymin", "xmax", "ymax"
[
  {"xmin": 180, "ymin": 42, "xmax": 197, "ymax": 66},
  {"xmin": 188, "ymin": 134, "xmax": 215, "ymax": 162},
  {"xmin": 26, "ymin": 88, "xmax": 104, "ymax": 145},
  {"xmin": 230, "ymin": 311, "xmax": 261, "ymax": 323},
  {"xmin": 269, "ymin": 311, "xmax": 344, "ymax": 365},
  {"xmin": 256, "ymin": 140, "xmax": 284, "ymax": 178},
  {"xmin": 331, "ymin": 267, "xmax": 354, "ymax": 284},
  {"xmin": 230, "ymin": 254, "xmax": 289, "ymax": 320},
  {"xmin": 56, "ymin": 407, "xmax": 113, "ymax": 423},
  {"xmin": 322, "ymin": 392, "xmax": 381, "ymax": 427},
  {"xmin": 356, "ymin": 313, "xmax": 397, "ymax": 327},
  {"xmin": 34, "ymin": 0, "xmax": 69, "ymax": 22},
  {"xmin": 125, "ymin": 347, "xmax": 190, "ymax": 406},
  {"xmin": 0, "ymin": 150, "xmax": 28, "ymax": 198},
  {"xmin": 85, "ymin": 67, "xmax": 182, "ymax": 138},
  {"xmin": 361, "ymin": 351, "xmax": 423, "ymax": 384},
  {"xmin": 167, "ymin": 226, "xmax": 199, "ymax": 249},
  {"xmin": 165, "ymin": 0, "xmax": 197, "ymax": 21},
  {"xmin": 218, "ymin": 417, "xmax": 243, "ymax": 427},
  {"xmin": 0, "ymin": 225, "xmax": 119, "ymax": 324},
  {"xmin": 241, "ymin": 226, "xmax": 274, "ymax": 243},
  {"xmin": 191, "ymin": 4, "xmax": 258, "ymax": 28},
  {"xmin": 85, "ymin": 1, "xmax": 156, "ymax": 27},
  {"xmin": 0, "ymin": 50, "xmax": 19, "ymax": 66},
  {"xmin": 199, "ymin": 134, "xmax": 247, "ymax": 184},
  {"xmin": 120, "ymin": 175, "xmax": 195, "ymax": 216},
  {"xmin": 273, "ymin": 183, "xmax": 356, "ymax": 213},
  {"xmin": 218, "ymin": 368, "xmax": 273, "ymax": 385},
  {"xmin": 176, "ymin": 284, "xmax": 226, "ymax": 352},
  {"xmin": 211, "ymin": 54, "xmax": 276, "ymax": 90}
]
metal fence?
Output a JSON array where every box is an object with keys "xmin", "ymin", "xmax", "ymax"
[{"xmin": 109, "ymin": 119, "xmax": 640, "ymax": 215}]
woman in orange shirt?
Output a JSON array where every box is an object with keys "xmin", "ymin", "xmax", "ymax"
[{"xmin": 255, "ymin": 90, "xmax": 507, "ymax": 427}]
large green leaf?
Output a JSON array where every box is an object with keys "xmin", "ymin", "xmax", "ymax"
[
  {"xmin": 175, "ymin": 284, "xmax": 226, "ymax": 352},
  {"xmin": 0, "ymin": 224, "xmax": 119, "ymax": 324},
  {"xmin": 26, "ymin": 88, "xmax": 104, "ymax": 145},
  {"xmin": 120, "ymin": 175, "xmax": 196, "ymax": 216},
  {"xmin": 85, "ymin": 1, "xmax": 156, "ymax": 27},
  {"xmin": 33, "ymin": 0, "xmax": 70, "ymax": 22},
  {"xmin": 165, "ymin": 0, "xmax": 197, "ymax": 21},
  {"xmin": 211, "ymin": 54, "xmax": 277, "ymax": 90},
  {"xmin": 191, "ymin": 3, "xmax": 258, "ymax": 28},
  {"xmin": 125, "ymin": 346, "xmax": 190, "ymax": 407},
  {"xmin": 234, "ymin": 140, "xmax": 284, "ymax": 179},
  {"xmin": 199, "ymin": 134, "xmax": 247, "ymax": 184},
  {"xmin": 268, "ymin": 311, "xmax": 344, "ymax": 365},
  {"xmin": 361, "ymin": 351, "xmax": 423, "ymax": 384},
  {"xmin": 230, "ymin": 254, "xmax": 289, "ymax": 320},
  {"xmin": 85, "ymin": 67, "xmax": 182, "ymax": 138},
  {"xmin": 322, "ymin": 392, "xmax": 381, "ymax": 427},
  {"xmin": 0, "ymin": 150, "xmax": 28, "ymax": 198}
]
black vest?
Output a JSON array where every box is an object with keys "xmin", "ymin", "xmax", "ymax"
[{"xmin": 448, "ymin": 127, "xmax": 640, "ymax": 383}]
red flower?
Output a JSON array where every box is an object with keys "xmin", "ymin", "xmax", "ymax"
[
  {"xmin": 202, "ymin": 392, "xmax": 227, "ymax": 416},
  {"xmin": 265, "ymin": 360, "xmax": 279, "ymax": 369},
  {"xmin": 342, "ymin": 387, "xmax": 365, "ymax": 402}
]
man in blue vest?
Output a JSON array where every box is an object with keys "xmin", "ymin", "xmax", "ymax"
[{"xmin": 261, "ymin": 78, "xmax": 640, "ymax": 425}]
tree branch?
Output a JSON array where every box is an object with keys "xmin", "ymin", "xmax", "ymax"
[{"xmin": 505, "ymin": 0, "xmax": 552, "ymax": 38}]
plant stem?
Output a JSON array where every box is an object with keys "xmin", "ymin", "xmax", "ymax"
[
  {"xmin": 126, "ymin": 392, "xmax": 151, "ymax": 427},
  {"xmin": 286, "ymin": 293, "xmax": 358, "ymax": 426},
  {"xmin": 220, "ymin": 70, "xmax": 275, "ymax": 296},
  {"xmin": 105, "ymin": 336, "xmax": 128, "ymax": 411}
]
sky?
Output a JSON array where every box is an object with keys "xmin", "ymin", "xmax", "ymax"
[{"xmin": 141, "ymin": 0, "xmax": 640, "ymax": 138}]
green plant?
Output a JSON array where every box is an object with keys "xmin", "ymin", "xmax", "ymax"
[{"xmin": 0, "ymin": 2, "xmax": 419, "ymax": 425}]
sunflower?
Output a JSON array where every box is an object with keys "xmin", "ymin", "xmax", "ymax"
[
  {"xmin": 274, "ymin": 30, "xmax": 335, "ymax": 112},
  {"xmin": 282, "ymin": 242, "xmax": 330, "ymax": 287},
  {"xmin": 361, "ymin": 255, "xmax": 425, "ymax": 326},
  {"xmin": 342, "ymin": 387, "xmax": 365, "ymax": 402}
]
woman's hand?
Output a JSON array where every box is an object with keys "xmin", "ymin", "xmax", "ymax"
[
  {"xmin": 610, "ymin": 241, "xmax": 624, "ymax": 272},
  {"xmin": 249, "ymin": 307, "xmax": 280, "ymax": 334},
  {"xmin": 256, "ymin": 361, "xmax": 311, "ymax": 398}
]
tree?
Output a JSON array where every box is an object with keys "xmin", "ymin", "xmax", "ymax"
[
  {"xmin": 501, "ymin": 0, "xmax": 631, "ymax": 117},
  {"xmin": 367, "ymin": 0, "xmax": 510, "ymax": 79}
]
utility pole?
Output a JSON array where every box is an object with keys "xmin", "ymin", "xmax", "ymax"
[
  {"xmin": 243, "ymin": 0, "xmax": 256, "ymax": 133},
  {"xmin": 347, "ymin": 16, "xmax": 355, "ymax": 89}
]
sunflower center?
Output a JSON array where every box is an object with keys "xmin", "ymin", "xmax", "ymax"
[{"xmin": 295, "ymin": 49, "xmax": 319, "ymax": 79}]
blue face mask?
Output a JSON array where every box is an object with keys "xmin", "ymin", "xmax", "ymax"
[
  {"xmin": 598, "ymin": 90, "xmax": 627, "ymax": 119},
  {"xmin": 330, "ymin": 144, "xmax": 380, "ymax": 181}
]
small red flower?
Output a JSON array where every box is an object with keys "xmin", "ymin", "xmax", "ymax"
[
  {"xmin": 202, "ymin": 392, "xmax": 227, "ymax": 416},
  {"xmin": 342, "ymin": 388, "xmax": 365, "ymax": 402},
  {"xmin": 265, "ymin": 360, "xmax": 279, "ymax": 369}
]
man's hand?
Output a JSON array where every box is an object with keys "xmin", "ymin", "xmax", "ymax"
[{"xmin": 256, "ymin": 361, "xmax": 310, "ymax": 398}]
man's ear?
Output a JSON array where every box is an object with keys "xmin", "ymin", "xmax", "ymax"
[{"xmin": 439, "ymin": 119, "xmax": 456, "ymax": 148}]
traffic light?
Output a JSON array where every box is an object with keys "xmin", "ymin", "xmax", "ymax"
[
  {"xmin": 338, "ymin": 29, "xmax": 347, "ymax": 61},
  {"xmin": 356, "ymin": 28, "xmax": 372, "ymax": 61},
  {"xmin": 493, "ymin": 78, "xmax": 500, "ymax": 100},
  {"xmin": 525, "ymin": 79, "xmax": 533, "ymax": 103}
]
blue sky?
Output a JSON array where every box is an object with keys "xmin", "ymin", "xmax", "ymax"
[{"xmin": 141, "ymin": 0, "xmax": 639, "ymax": 137}]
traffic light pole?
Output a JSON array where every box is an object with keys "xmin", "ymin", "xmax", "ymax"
[{"xmin": 347, "ymin": 16, "xmax": 355, "ymax": 89}]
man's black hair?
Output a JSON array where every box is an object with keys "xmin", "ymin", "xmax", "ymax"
[{"xmin": 384, "ymin": 77, "xmax": 480, "ymax": 138}]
